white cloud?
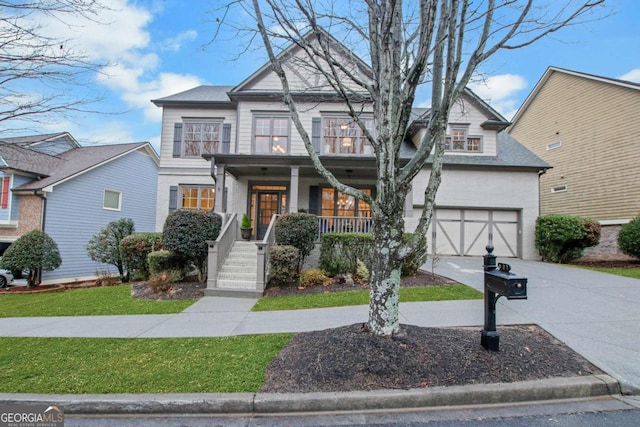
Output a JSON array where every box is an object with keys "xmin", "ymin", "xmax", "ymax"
[
  {"xmin": 468, "ymin": 74, "xmax": 528, "ymax": 120},
  {"xmin": 619, "ymin": 69, "xmax": 640, "ymax": 83},
  {"xmin": 162, "ymin": 30, "xmax": 198, "ymax": 52}
]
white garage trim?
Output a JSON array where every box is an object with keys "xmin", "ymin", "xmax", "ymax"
[{"xmin": 432, "ymin": 208, "xmax": 521, "ymax": 258}]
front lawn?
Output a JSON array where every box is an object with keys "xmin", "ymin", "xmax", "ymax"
[
  {"xmin": 0, "ymin": 334, "xmax": 292, "ymax": 393},
  {"xmin": 252, "ymin": 284, "xmax": 482, "ymax": 311},
  {"xmin": 576, "ymin": 266, "xmax": 640, "ymax": 280},
  {"xmin": 0, "ymin": 285, "xmax": 196, "ymax": 318}
]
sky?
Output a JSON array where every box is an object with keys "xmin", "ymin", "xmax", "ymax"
[{"xmin": 7, "ymin": 0, "xmax": 640, "ymax": 152}]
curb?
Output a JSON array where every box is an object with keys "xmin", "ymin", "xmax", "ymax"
[{"xmin": 0, "ymin": 375, "xmax": 620, "ymax": 415}]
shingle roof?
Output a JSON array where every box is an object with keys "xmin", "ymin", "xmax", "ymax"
[
  {"xmin": 151, "ymin": 85, "xmax": 234, "ymax": 105},
  {"xmin": 0, "ymin": 132, "xmax": 70, "ymax": 146},
  {"xmin": 400, "ymin": 131, "xmax": 549, "ymax": 170},
  {"xmin": 0, "ymin": 142, "xmax": 153, "ymax": 191}
]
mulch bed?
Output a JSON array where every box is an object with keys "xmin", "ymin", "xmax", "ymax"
[
  {"xmin": 260, "ymin": 323, "xmax": 602, "ymax": 393},
  {"xmin": 571, "ymin": 259, "xmax": 640, "ymax": 269}
]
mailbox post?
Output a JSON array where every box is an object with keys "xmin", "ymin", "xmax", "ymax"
[{"xmin": 481, "ymin": 245, "xmax": 527, "ymax": 351}]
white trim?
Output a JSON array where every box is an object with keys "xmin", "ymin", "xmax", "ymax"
[
  {"xmin": 103, "ymin": 189, "xmax": 122, "ymax": 211},
  {"xmin": 598, "ymin": 219, "xmax": 631, "ymax": 226},
  {"xmin": 546, "ymin": 141, "xmax": 562, "ymax": 150}
]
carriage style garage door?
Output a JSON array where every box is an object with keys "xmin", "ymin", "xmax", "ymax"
[{"xmin": 432, "ymin": 209, "xmax": 520, "ymax": 258}]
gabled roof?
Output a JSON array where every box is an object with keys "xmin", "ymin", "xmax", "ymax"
[
  {"xmin": 510, "ymin": 66, "xmax": 640, "ymax": 126},
  {"xmin": 151, "ymin": 85, "xmax": 234, "ymax": 106},
  {"xmin": 231, "ymin": 28, "xmax": 372, "ymax": 95},
  {"xmin": 400, "ymin": 131, "xmax": 549, "ymax": 170},
  {"xmin": 0, "ymin": 141, "xmax": 159, "ymax": 192},
  {"xmin": 0, "ymin": 132, "xmax": 80, "ymax": 150}
]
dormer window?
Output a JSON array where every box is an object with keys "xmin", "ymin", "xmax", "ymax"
[{"xmin": 445, "ymin": 126, "xmax": 482, "ymax": 152}]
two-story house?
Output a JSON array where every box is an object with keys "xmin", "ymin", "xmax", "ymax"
[
  {"xmin": 508, "ymin": 67, "xmax": 640, "ymax": 259},
  {"xmin": 0, "ymin": 132, "xmax": 159, "ymax": 284},
  {"xmin": 152, "ymin": 34, "xmax": 548, "ymax": 296}
]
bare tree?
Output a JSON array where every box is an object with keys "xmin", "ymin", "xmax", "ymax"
[
  {"xmin": 0, "ymin": 0, "xmax": 108, "ymax": 132},
  {"xmin": 215, "ymin": 0, "xmax": 605, "ymax": 336}
]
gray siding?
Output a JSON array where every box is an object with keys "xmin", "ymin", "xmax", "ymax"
[{"xmin": 42, "ymin": 150, "xmax": 158, "ymax": 281}]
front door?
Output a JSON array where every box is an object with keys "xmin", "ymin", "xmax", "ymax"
[{"xmin": 251, "ymin": 185, "xmax": 288, "ymax": 240}]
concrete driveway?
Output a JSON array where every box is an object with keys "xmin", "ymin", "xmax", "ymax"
[{"xmin": 433, "ymin": 257, "xmax": 640, "ymax": 394}]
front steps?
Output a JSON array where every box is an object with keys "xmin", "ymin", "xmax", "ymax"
[{"xmin": 205, "ymin": 240, "xmax": 263, "ymax": 298}]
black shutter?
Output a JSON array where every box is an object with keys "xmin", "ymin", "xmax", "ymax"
[
  {"xmin": 308, "ymin": 185, "xmax": 319, "ymax": 215},
  {"xmin": 169, "ymin": 186, "xmax": 178, "ymax": 212},
  {"xmin": 173, "ymin": 123, "xmax": 183, "ymax": 158},
  {"xmin": 312, "ymin": 117, "xmax": 321, "ymax": 154},
  {"xmin": 222, "ymin": 123, "xmax": 231, "ymax": 153}
]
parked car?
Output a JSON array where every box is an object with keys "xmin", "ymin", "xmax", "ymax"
[{"xmin": 0, "ymin": 269, "xmax": 14, "ymax": 288}]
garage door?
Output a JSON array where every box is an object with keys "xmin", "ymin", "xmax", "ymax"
[{"xmin": 432, "ymin": 209, "xmax": 520, "ymax": 258}]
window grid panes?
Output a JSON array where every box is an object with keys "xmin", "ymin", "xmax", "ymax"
[
  {"xmin": 254, "ymin": 117, "xmax": 289, "ymax": 154},
  {"xmin": 444, "ymin": 127, "xmax": 482, "ymax": 152},
  {"xmin": 183, "ymin": 122, "xmax": 221, "ymax": 157},
  {"xmin": 323, "ymin": 117, "xmax": 374, "ymax": 155},
  {"xmin": 181, "ymin": 186, "xmax": 215, "ymax": 211}
]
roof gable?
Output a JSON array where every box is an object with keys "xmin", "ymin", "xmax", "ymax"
[
  {"xmin": 510, "ymin": 66, "xmax": 640, "ymax": 127},
  {"xmin": 231, "ymin": 29, "xmax": 372, "ymax": 96},
  {"xmin": 0, "ymin": 132, "xmax": 80, "ymax": 155},
  {"xmin": 151, "ymin": 85, "xmax": 234, "ymax": 106}
]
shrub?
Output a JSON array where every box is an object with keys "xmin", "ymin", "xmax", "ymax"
[
  {"xmin": 241, "ymin": 214, "xmax": 251, "ymax": 229},
  {"xmin": 86, "ymin": 218, "xmax": 135, "ymax": 281},
  {"xmin": 299, "ymin": 269, "xmax": 329, "ymax": 287},
  {"xmin": 320, "ymin": 232, "xmax": 427, "ymax": 278},
  {"xmin": 148, "ymin": 270, "xmax": 182, "ymax": 293},
  {"xmin": 120, "ymin": 232, "xmax": 163, "ymax": 280},
  {"xmin": 0, "ymin": 230, "xmax": 62, "ymax": 286},
  {"xmin": 147, "ymin": 250, "xmax": 185, "ymax": 279},
  {"xmin": 535, "ymin": 214, "xmax": 601, "ymax": 263},
  {"xmin": 320, "ymin": 233, "xmax": 374, "ymax": 276},
  {"xmin": 355, "ymin": 259, "xmax": 370, "ymax": 282},
  {"xmin": 401, "ymin": 233, "xmax": 429, "ymax": 276},
  {"xmin": 275, "ymin": 212, "xmax": 319, "ymax": 270},
  {"xmin": 162, "ymin": 209, "xmax": 222, "ymax": 281},
  {"xmin": 268, "ymin": 245, "xmax": 299, "ymax": 286},
  {"xmin": 618, "ymin": 215, "xmax": 640, "ymax": 260}
]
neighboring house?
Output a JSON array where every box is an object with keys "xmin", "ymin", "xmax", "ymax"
[
  {"xmin": 152, "ymin": 33, "xmax": 547, "ymax": 296},
  {"xmin": 0, "ymin": 132, "xmax": 159, "ymax": 283},
  {"xmin": 508, "ymin": 67, "xmax": 640, "ymax": 259}
]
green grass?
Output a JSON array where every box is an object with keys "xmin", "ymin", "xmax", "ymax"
[
  {"xmin": 575, "ymin": 266, "xmax": 640, "ymax": 280},
  {"xmin": 0, "ymin": 334, "xmax": 293, "ymax": 393},
  {"xmin": 252, "ymin": 284, "xmax": 482, "ymax": 311},
  {"xmin": 0, "ymin": 285, "xmax": 196, "ymax": 318}
]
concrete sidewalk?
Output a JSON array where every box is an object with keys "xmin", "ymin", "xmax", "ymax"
[{"xmin": 0, "ymin": 257, "xmax": 638, "ymax": 414}]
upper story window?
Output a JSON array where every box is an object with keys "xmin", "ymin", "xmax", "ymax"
[
  {"xmin": 323, "ymin": 117, "xmax": 374, "ymax": 155},
  {"xmin": 445, "ymin": 126, "xmax": 482, "ymax": 153},
  {"xmin": 183, "ymin": 122, "xmax": 221, "ymax": 157},
  {"xmin": 254, "ymin": 116, "xmax": 289, "ymax": 154}
]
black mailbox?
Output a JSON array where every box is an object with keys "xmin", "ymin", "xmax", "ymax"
[
  {"xmin": 484, "ymin": 263, "xmax": 527, "ymax": 300},
  {"xmin": 481, "ymin": 246, "xmax": 528, "ymax": 351}
]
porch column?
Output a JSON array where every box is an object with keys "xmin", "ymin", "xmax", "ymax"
[
  {"xmin": 289, "ymin": 166, "xmax": 299, "ymax": 213},
  {"xmin": 214, "ymin": 163, "xmax": 226, "ymax": 214}
]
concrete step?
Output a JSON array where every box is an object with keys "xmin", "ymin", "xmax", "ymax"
[
  {"xmin": 223, "ymin": 258, "xmax": 257, "ymax": 267},
  {"xmin": 216, "ymin": 279, "xmax": 258, "ymax": 290},
  {"xmin": 217, "ymin": 271, "xmax": 257, "ymax": 281}
]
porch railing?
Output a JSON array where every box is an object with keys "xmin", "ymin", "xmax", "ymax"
[
  {"xmin": 317, "ymin": 216, "xmax": 373, "ymax": 239},
  {"xmin": 256, "ymin": 214, "xmax": 278, "ymax": 291},
  {"xmin": 206, "ymin": 213, "xmax": 237, "ymax": 290}
]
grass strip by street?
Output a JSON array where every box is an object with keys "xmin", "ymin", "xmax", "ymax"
[
  {"xmin": 252, "ymin": 284, "xmax": 482, "ymax": 312},
  {"xmin": 574, "ymin": 266, "xmax": 640, "ymax": 280},
  {"xmin": 0, "ymin": 285, "xmax": 196, "ymax": 318},
  {"xmin": 0, "ymin": 334, "xmax": 293, "ymax": 394}
]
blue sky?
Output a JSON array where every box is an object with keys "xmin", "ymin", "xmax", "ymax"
[{"xmin": 10, "ymin": 0, "xmax": 640, "ymax": 151}]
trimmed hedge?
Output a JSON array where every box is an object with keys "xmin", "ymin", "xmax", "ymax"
[
  {"xmin": 268, "ymin": 245, "xmax": 299, "ymax": 286},
  {"xmin": 618, "ymin": 215, "xmax": 640, "ymax": 260},
  {"xmin": 120, "ymin": 232, "xmax": 163, "ymax": 279},
  {"xmin": 275, "ymin": 212, "xmax": 319, "ymax": 269},
  {"xmin": 147, "ymin": 250, "xmax": 185, "ymax": 279},
  {"xmin": 535, "ymin": 214, "xmax": 601, "ymax": 263},
  {"xmin": 319, "ymin": 232, "xmax": 427, "ymax": 277}
]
